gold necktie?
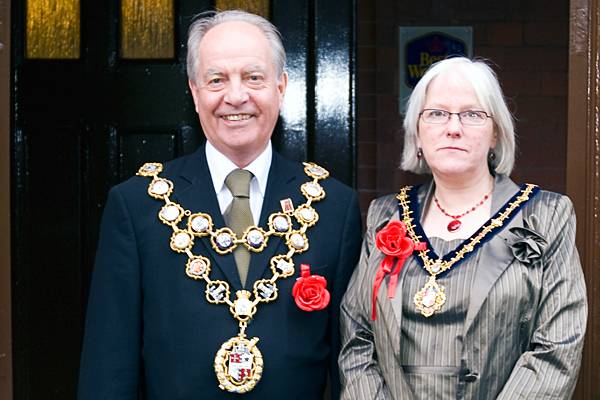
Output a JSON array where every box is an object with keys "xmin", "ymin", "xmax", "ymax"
[{"xmin": 224, "ymin": 169, "xmax": 254, "ymax": 286}]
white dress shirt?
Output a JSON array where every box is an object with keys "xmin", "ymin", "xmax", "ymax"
[{"xmin": 205, "ymin": 141, "xmax": 272, "ymax": 226}]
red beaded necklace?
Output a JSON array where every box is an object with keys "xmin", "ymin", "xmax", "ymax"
[{"xmin": 433, "ymin": 191, "xmax": 492, "ymax": 232}]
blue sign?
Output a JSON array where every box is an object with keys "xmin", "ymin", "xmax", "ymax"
[
  {"xmin": 405, "ymin": 32, "xmax": 467, "ymax": 88},
  {"xmin": 398, "ymin": 26, "xmax": 472, "ymax": 113}
]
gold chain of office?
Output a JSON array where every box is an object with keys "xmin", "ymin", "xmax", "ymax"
[
  {"xmin": 396, "ymin": 183, "xmax": 538, "ymax": 317},
  {"xmin": 137, "ymin": 161, "xmax": 330, "ymax": 394}
]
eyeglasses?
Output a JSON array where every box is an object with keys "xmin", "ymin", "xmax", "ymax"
[{"xmin": 420, "ymin": 109, "xmax": 492, "ymax": 126}]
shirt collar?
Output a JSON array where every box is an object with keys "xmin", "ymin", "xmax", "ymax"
[{"xmin": 205, "ymin": 141, "xmax": 272, "ymax": 196}]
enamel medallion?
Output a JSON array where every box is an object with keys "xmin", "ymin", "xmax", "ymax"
[{"xmin": 214, "ymin": 336, "xmax": 263, "ymax": 394}]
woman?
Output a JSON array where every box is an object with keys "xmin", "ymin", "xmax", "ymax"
[{"xmin": 339, "ymin": 57, "xmax": 587, "ymax": 399}]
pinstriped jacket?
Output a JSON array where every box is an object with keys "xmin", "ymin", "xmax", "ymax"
[{"xmin": 339, "ymin": 175, "xmax": 587, "ymax": 399}]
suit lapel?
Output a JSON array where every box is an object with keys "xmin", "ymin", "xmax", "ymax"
[
  {"xmin": 244, "ymin": 151, "xmax": 302, "ymax": 287},
  {"xmin": 174, "ymin": 145, "xmax": 242, "ymax": 289},
  {"xmin": 463, "ymin": 175, "xmax": 522, "ymax": 335}
]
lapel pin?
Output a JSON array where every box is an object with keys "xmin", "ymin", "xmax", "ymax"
[{"xmin": 280, "ymin": 198, "xmax": 294, "ymax": 214}]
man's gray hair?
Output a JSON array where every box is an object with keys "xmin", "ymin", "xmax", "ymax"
[
  {"xmin": 401, "ymin": 57, "xmax": 516, "ymax": 175},
  {"xmin": 186, "ymin": 10, "xmax": 287, "ymax": 84}
]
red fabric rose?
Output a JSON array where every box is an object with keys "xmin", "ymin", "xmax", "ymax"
[
  {"xmin": 292, "ymin": 264, "xmax": 330, "ymax": 311},
  {"xmin": 372, "ymin": 220, "xmax": 426, "ymax": 320},
  {"xmin": 376, "ymin": 220, "xmax": 415, "ymax": 258}
]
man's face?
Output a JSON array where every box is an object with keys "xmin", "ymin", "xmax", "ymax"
[{"xmin": 189, "ymin": 21, "xmax": 287, "ymax": 167}]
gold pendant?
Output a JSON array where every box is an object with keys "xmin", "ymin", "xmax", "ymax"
[
  {"xmin": 214, "ymin": 335, "xmax": 263, "ymax": 394},
  {"xmin": 414, "ymin": 275, "xmax": 446, "ymax": 317}
]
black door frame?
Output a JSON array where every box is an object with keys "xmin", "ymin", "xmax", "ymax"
[{"xmin": 0, "ymin": 0, "xmax": 12, "ymax": 399}]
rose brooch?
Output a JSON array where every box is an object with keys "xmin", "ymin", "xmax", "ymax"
[
  {"xmin": 292, "ymin": 264, "xmax": 330, "ymax": 311},
  {"xmin": 372, "ymin": 220, "xmax": 426, "ymax": 320}
]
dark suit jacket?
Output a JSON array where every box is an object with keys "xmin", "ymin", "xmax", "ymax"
[{"xmin": 78, "ymin": 146, "xmax": 362, "ymax": 400}]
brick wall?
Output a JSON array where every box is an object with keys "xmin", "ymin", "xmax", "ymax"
[{"xmin": 356, "ymin": 0, "xmax": 569, "ymax": 216}]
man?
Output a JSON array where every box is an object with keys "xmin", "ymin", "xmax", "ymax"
[{"xmin": 78, "ymin": 10, "xmax": 362, "ymax": 400}]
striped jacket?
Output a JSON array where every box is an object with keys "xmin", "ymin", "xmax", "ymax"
[{"xmin": 339, "ymin": 174, "xmax": 587, "ymax": 399}]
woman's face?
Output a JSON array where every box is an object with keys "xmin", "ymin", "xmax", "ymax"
[{"xmin": 417, "ymin": 70, "xmax": 497, "ymax": 179}]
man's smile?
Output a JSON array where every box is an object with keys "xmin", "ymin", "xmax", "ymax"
[{"xmin": 221, "ymin": 113, "xmax": 252, "ymax": 121}]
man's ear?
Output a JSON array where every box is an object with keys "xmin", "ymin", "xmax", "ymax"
[
  {"xmin": 278, "ymin": 71, "xmax": 288, "ymax": 105},
  {"xmin": 188, "ymin": 79, "xmax": 200, "ymax": 113}
]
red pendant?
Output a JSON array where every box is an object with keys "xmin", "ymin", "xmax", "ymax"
[{"xmin": 447, "ymin": 219, "xmax": 461, "ymax": 232}]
